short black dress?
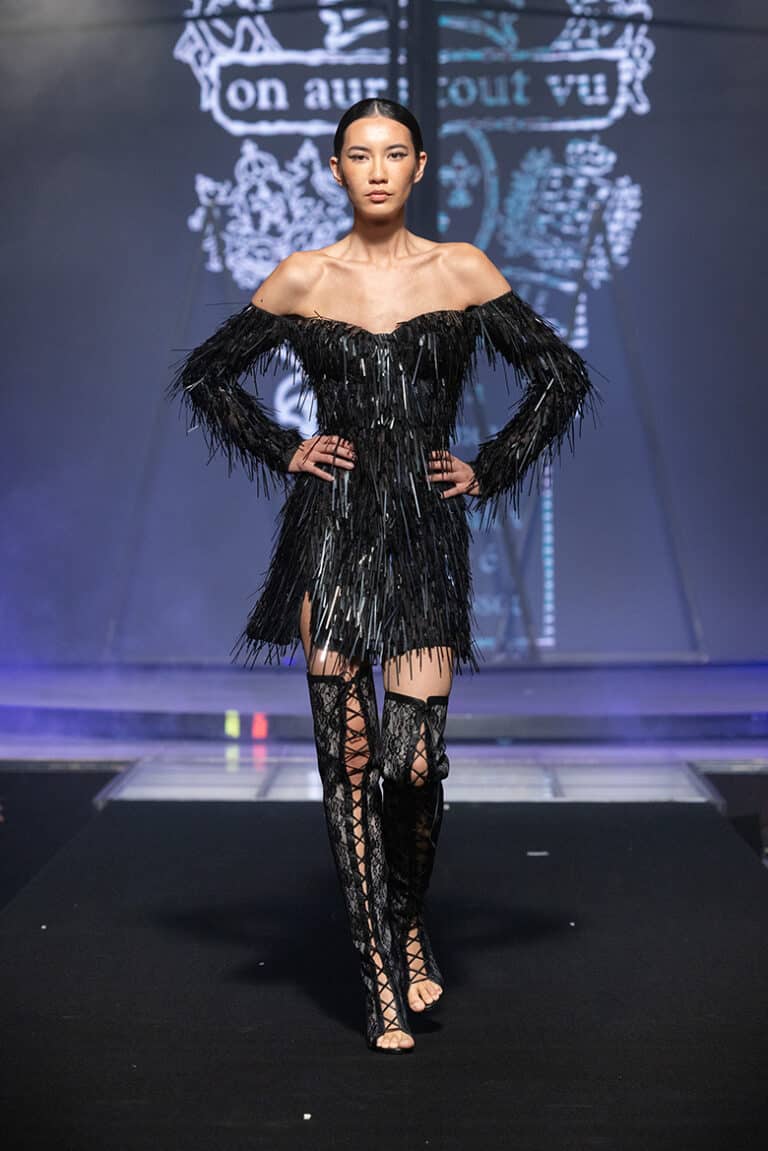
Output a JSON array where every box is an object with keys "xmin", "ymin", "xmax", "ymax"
[{"xmin": 167, "ymin": 290, "xmax": 603, "ymax": 674}]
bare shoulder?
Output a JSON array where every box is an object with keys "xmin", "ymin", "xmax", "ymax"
[
  {"xmin": 250, "ymin": 250, "xmax": 325, "ymax": 315},
  {"xmin": 440, "ymin": 242, "xmax": 512, "ymax": 304}
]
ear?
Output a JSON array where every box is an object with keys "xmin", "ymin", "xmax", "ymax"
[
  {"xmin": 329, "ymin": 154, "xmax": 345, "ymax": 187},
  {"xmin": 412, "ymin": 151, "xmax": 428, "ymax": 185}
]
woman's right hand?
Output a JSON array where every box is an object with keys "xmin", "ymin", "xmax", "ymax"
[{"xmin": 287, "ymin": 434, "xmax": 356, "ymax": 482}]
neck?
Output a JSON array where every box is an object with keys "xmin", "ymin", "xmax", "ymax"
[{"xmin": 344, "ymin": 206, "xmax": 419, "ymax": 266}]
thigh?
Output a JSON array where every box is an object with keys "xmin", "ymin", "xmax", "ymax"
[
  {"xmin": 300, "ymin": 590, "xmax": 362, "ymax": 678},
  {"xmin": 382, "ymin": 646, "xmax": 455, "ymax": 700}
]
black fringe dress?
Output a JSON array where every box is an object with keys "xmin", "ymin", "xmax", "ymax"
[{"xmin": 167, "ymin": 289, "xmax": 603, "ymax": 675}]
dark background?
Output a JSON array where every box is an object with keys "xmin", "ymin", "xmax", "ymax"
[{"xmin": 0, "ymin": 1, "xmax": 765, "ymax": 666}]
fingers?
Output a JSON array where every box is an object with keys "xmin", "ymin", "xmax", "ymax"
[
  {"xmin": 304, "ymin": 463, "xmax": 335, "ymax": 482},
  {"xmin": 428, "ymin": 450, "xmax": 476, "ymax": 498},
  {"xmin": 322, "ymin": 434, "xmax": 356, "ymax": 459},
  {"xmin": 429, "ymin": 449, "xmax": 452, "ymax": 471},
  {"xmin": 427, "ymin": 454, "xmax": 451, "ymax": 481},
  {"xmin": 428, "ymin": 449, "xmax": 457, "ymax": 485},
  {"xmin": 298, "ymin": 443, "xmax": 472, "ymax": 494},
  {"xmin": 299, "ymin": 434, "xmax": 356, "ymax": 481},
  {"xmin": 315, "ymin": 449, "xmax": 355, "ymax": 468},
  {"xmin": 436, "ymin": 481, "xmax": 475, "ymax": 498}
]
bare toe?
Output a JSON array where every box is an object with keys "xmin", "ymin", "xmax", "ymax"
[
  {"xmin": 408, "ymin": 979, "xmax": 442, "ymax": 1012},
  {"xmin": 407, "ymin": 985, "xmax": 427, "ymax": 1012},
  {"xmin": 376, "ymin": 1028, "xmax": 415, "ymax": 1050}
]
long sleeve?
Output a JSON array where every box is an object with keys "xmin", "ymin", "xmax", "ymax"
[
  {"xmin": 466, "ymin": 289, "xmax": 605, "ymax": 525},
  {"xmin": 166, "ymin": 303, "xmax": 303, "ymax": 497}
]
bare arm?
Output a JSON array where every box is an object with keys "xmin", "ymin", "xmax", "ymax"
[
  {"xmin": 446, "ymin": 243, "xmax": 513, "ymax": 307},
  {"xmin": 250, "ymin": 251, "xmax": 322, "ymax": 316}
]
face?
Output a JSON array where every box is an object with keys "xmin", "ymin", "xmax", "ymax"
[{"xmin": 330, "ymin": 115, "xmax": 427, "ymax": 212}]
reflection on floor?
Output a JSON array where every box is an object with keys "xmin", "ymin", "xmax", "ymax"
[
  {"xmin": 99, "ymin": 742, "xmax": 720, "ymax": 804},
  {"xmin": 2, "ymin": 732, "xmax": 767, "ymax": 807}
]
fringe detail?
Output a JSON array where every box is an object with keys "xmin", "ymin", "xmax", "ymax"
[
  {"xmin": 228, "ymin": 306, "xmax": 481, "ymax": 675},
  {"xmin": 464, "ymin": 290, "xmax": 606, "ymax": 527},
  {"xmin": 166, "ymin": 304, "xmax": 303, "ymax": 498},
  {"xmin": 168, "ymin": 291, "xmax": 603, "ymax": 673}
]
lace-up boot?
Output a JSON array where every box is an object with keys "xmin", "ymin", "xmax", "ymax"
[
  {"xmin": 380, "ymin": 690, "xmax": 450, "ymax": 1007},
  {"xmin": 307, "ymin": 665, "xmax": 413, "ymax": 1051}
]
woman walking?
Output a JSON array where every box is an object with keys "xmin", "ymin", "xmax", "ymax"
[{"xmin": 168, "ymin": 98, "xmax": 602, "ymax": 1052}]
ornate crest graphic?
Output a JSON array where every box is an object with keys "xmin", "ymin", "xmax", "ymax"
[
  {"xmin": 177, "ymin": 0, "xmax": 652, "ymax": 346},
  {"xmin": 188, "ymin": 137, "xmax": 351, "ymax": 287}
]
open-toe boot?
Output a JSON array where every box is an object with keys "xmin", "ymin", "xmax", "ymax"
[
  {"xmin": 307, "ymin": 666, "xmax": 414, "ymax": 1051},
  {"xmin": 380, "ymin": 689, "xmax": 450, "ymax": 1011}
]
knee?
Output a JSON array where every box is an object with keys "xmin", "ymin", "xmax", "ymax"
[
  {"xmin": 306, "ymin": 660, "xmax": 377, "ymax": 782},
  {"xmin": 380, "ymin": 691, "xmax": 450, "ymax": 786}
]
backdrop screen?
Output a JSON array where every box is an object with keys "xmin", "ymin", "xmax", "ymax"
[{"xmin": 0, "ymin": 1, "xmax": 765, "ymax": 665}]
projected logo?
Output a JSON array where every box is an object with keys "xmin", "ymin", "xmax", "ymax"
[
  {"xmin": 431, "ymin": 2, "xmax": 652, "ymax": 653},
  {"xmin": 177, "ymin": 1, "xmax": 392, "ymax": 135},
  {"xmin": 436, "ymin": 2, "xmax": 650, "ymax": 337},
  {"xmin": 175, "ymin": 0, "xmax": 654, "ymax": 655},
  {"xmin": 176, "ymin": 1, "xmax": 649, "ymax": 310}
]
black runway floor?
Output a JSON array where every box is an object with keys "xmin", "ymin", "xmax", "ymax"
[
  {"xmin": 0, "ymin": 768, "xmax": 119, "ymax": 911},
  {"xmin": 1, "ymin": 799, "xmax": 767, "ymax": 1150}
]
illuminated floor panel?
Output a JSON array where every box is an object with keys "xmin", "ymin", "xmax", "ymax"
[
  {"xmin": 92, "ymin": 742, "xmax": 714, "ymax": 804},
  {"xmin": 0, "ymin": 733, "xmax": 762, "ymax": 805}
]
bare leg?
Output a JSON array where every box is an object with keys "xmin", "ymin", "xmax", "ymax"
[
  {"xmin": 381, "ymin": 646, "xmax": 454, "ymax": 1012},
  {"xmin": 300, "ymin": 594, "xmax": 414, "ymax": 1051}
]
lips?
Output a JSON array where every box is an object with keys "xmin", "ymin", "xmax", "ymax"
[{"xmin": 367, "ymin": 192, "xmax": 391, "ymax": 199}]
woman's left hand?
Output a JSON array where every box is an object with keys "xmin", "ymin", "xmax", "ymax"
[{"xmin": 428, "ymin": 450, "xmax": 480, "ymax": 498}]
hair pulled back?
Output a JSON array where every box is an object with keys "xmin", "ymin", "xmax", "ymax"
[{"xmin": 333, "ymin": 98, "xmax": 424, "ymax": 158}]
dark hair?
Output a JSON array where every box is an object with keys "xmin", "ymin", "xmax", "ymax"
[{"xmin": 333, "ymin": 98, "xmax": 424, "ymax": 159}]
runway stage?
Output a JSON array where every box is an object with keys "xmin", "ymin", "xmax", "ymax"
[
  {"xmin": 1, "ymin": 800, "xmax": 768, "ymax": 1148},
  {"xmin": 1, "ymin": 662, "xmax": 767, "ymax": 1149}
]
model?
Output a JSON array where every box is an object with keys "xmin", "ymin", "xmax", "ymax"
[{"xmin": 167, "ymin": 98, "xmax": 603, "ymax": 1053}]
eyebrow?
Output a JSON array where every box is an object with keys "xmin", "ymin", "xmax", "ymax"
[{"xmin": 345, "ymin": 143, "xmax": 410, "ymax": 151}]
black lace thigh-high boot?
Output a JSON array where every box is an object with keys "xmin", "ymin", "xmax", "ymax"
[
  {"xmin": 306, "ymin": 665, "xmax": 413, "ymax": 1052},
  {"xmin": 380, "ymin": 690, "xmax": 450, "ymax": 1011}
]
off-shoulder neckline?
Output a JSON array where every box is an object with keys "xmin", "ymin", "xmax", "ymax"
[{"xmin": 248, "ymin": 288, "xmax": 515, "ymax": 339}]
